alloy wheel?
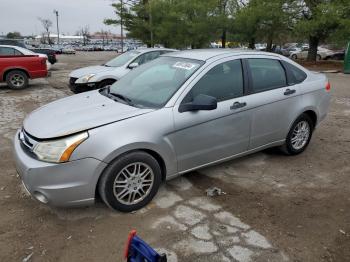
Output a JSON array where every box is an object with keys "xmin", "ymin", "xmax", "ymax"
[
  {"xmin": 291, "ymin": 120, "xmax": 310, "ymax": 150},
  {"xmin": 10, "ymin": 74, "xmax": 25, "ymax": 87},
  {"xmin": 113, "ymin": 162, "xmax": 154, "ymax": 205}
]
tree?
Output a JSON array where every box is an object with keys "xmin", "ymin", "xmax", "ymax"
[
  {"xmin": 38, "ymin": 18, "xmax": 53, "ymax": 44},
  {"xmin": 6, "ymin": 32, "xmax": 21, "ymax": 39},
  {"xmin": 80, "ymin": 26, "xmax": 90, "ymax": 46},
  {"xmin": 293, "ymin": 0, "xmax": 348, "ymax": 61},
  {"xmin": 232, "ymin": 0, "xmax": 291, "ymax": 50}
]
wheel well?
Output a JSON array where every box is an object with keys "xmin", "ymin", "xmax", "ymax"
[
  {"xmin": 303, "ymin": 110, "xmax": 317, "ymax": 128},
  {"xmin": 101, "ymin": 79, "xmax": 116, "ymax": 84},
  {"xmin": 3, "ymin": 68, "xmax": 29, "ymax": 82}
]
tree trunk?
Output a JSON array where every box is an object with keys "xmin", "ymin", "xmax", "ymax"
[
  {"xmin": 248, "ymin": 38, "xmax": 255, "ymax": 49},
  {"xmin": 307, "ymin": 36, "xmax": 319, "ymax": 61},
  {"xmin": 221, "ymin": 29, "xmax": 226, "ymax": 48},
  {"xmin": 266, "ymin": 36, "xmax": 273, "ymax": 52}
]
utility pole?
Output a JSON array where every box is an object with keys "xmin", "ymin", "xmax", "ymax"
[
  {"xmin": 53, "ymin": 10, "xmax": 60, "ymax": 45},
  {"xmin": 150, "ymin": 0, "xmax": 153, "ymax": 47},
  {"xmin": 121, "ymin": 0, "xmax": 124, "ymax": 52}
]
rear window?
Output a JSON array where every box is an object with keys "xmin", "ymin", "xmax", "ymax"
[{"xmin": 247, "ymin": 58, "xmax": 287, "ymax": 93}]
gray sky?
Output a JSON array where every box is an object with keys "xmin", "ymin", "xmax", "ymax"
[{"xmin": 0, "ymin": 0, "xmax": 121, "ymax": 36}]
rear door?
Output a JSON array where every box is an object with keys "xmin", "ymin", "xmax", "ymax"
[{"xmin": 243, "ymin": 57, "xmax": 302, "ymax": 149}]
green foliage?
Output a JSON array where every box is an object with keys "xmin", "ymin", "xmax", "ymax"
[
  {"xmin": 6, "ymin": 32, "xmax": 22, "ymax": 39},
  {"xmin": 104, "ymin": 0, "xmax": 350, "ymax": 58}
]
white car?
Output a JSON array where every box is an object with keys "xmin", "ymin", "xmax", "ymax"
[
  {"xmin": 0, "ymin": 45, "xmax": 51, "ymax": 70},
  {"xmin": 290, "ymin": 47, "xmax": 334, "ymax": 60},
  {"xmin": 68, "ymin": 48, "xmax": 176, "ymax": 93}
]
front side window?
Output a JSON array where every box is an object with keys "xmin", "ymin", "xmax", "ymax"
[
  {"xmin": 104, "ymin": 50, "xmax": 140, "ymax": 67},
  {"xmin": 183, "ymin": 59, "xmax": 244, "ymax": 103},
  {"xmin": 108, "ymin": 57, "xmax": 203, "ymax": 108},
  {"xmin": 247, "ymin": 58, "xmax": 287, "ymax": 93}
]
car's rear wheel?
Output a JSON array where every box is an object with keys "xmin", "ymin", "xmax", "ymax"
[
  {"xmin": 282, "ymin": 114, "xmax": 314, "ymax": 155},
  {"xmin": 98, "ymin": 151, "xmax": 162, "ymax": 212},
  {"xmin": 6, "ymin": 70, "xmax": 28, "ymax": 89}
]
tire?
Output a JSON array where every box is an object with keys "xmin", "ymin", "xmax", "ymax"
[
  {"xmin": 98, "ymin": 151, "xmax": 162, "ymax": 212},
  {"xmin": 97, "ymin": 79, "xmax": 116, "ymax": 89},
  {"xmin": 282, "ymin": 114, "xmax": 314, "ymax": 155},
  {"xmin": 316, "ymin": 54, "xmax": 322, "ymax": 61},
  {"xmin": 6, "ymin": 70, "xmax": 28, "ymax": 90},
  {"xmin": 291, "ymin": 54, "xmax": 297, "ymax": 60}
]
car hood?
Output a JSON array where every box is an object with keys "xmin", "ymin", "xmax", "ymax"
[
  {"xmin": 69, "ymin": 65, "xmax": 118, "ymax": 78},
  {"xmin": 23, "ymin": 90, "xmax": 154, "ymax": 139}
]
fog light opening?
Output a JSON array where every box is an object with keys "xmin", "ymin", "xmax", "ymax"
[{"xmin": 33, "ymin": 191, "xmax": 49, "ymax": 204}]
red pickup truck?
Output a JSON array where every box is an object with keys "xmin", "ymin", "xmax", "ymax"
[{"xmin": 0, "ymin": 55, "xmax": 48, "ymax": 89}]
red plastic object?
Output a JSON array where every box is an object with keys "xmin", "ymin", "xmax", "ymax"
[{"xmin": 124, "ymin": 230, "xmax": 137, "ymax": 259}]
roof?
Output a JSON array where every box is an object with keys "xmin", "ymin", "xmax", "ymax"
[
  {"xmin": 165, "ymin": 48, "xmax": 281, "ymax": 61},
  {"xmin": 135, "ymin": 48, "xmax": 177, "ymax": 53}
]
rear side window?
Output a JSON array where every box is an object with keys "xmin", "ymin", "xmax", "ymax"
[
  {"xmin": 0, "ymin": 47, "xmax": 21, "ymax": 56},
  {"xmin": 283, "ymin": 62, "xmax": 307, "ymax": 84},
  {"xmin": 247, "ymin": 58, "xmax": 287, "ymax": 93}
]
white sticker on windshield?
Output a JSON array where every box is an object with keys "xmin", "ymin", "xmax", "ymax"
[{"xmin": 173, "ymin": 62, "xmax": 196, "ymax": 70}]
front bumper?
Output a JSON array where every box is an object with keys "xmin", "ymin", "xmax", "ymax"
[
  {"xmin": 69, "ymin": 77, "xmax": 97, "ymax": 93},
  {"xmin": 13, "ymin": 130, "xmax": 107, "ymax": 207}
]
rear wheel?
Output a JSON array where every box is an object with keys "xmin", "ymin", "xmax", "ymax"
[
  {"xmin": 98, "ymin": 151, "xmax": 162, "ymax": 212},
  {"xmin": 316, "ymin": 54, "xmax": 322, "ymax": 61},
  {"xmin": 6, "ymin": 70, "xmax": 28, "ymax": 89},
  {"xmin": 282, "ymin": 114, "xmax": 314, "ymax": 155}
]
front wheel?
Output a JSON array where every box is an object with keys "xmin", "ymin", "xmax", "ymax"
[
  {"xmin": 282, "ymin": 114, "xmax": 314, "ymax": 155},
  {"xmin": 98, "ymin": 151, "xmax": 162, "ymax": 212},
  {"xmin": 291, "ymin": 54, "xmax": 297, "ymax": 60}
]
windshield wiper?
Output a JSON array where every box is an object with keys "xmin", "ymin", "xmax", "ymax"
[{"xmin": 108, "ymin": 91, "xmax": 134, "ymax": 106}]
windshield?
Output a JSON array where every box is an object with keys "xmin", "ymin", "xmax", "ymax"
[
  {"xmin": 108, "ymin": 56, "xmax": 204, "ymax": 108},
  {"xmin": 104, "ymin": 50, "xmax": 140, "ymax": 67}
]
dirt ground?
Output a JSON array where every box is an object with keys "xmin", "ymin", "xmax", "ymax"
[{"xmin": 0, "ymin": 52, "xmax": 349, "ymax": 262}]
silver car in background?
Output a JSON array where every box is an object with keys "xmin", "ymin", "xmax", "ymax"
[
  {"xmin": 14, "ymin": 49, "xmax": 331, "ymax": 212},
  {"xmin": 69, "ymin": 48, "xmax": 176, "ymax": 93}
]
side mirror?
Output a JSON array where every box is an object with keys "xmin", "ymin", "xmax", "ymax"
[
  {"xmin": 179, "ymin": 94, "xmax": 217, "ymax": 113},
  {"xmin": 128, "ymin": 62, "xmax": 139, "ymax": 69}
]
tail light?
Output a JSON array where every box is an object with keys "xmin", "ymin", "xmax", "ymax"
[{"xmin": 325, "ymin": 81, "xmax": 331, "ymax": 92}]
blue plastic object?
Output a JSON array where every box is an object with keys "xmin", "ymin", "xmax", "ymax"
[{"xmin": 125, "ymin": 230, "xmax": 167, "ymax": 262}]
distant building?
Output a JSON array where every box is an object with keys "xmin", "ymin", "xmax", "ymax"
[{"xmin": 34, "ymin": 34, "xmax": 83, "ymax": 44}]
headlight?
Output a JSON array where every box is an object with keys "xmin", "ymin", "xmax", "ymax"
[
  {"xmin": 33, "ymin": 132, "xmax": 88, "ymax": 163},
  {"xmin": 78, "ymin": 74, "xmax": 96, "ymax": 83}
]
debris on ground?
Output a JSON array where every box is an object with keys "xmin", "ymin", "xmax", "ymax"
[
  {"xmin": 22, "ymin": 252, "xmax": 33, "ymax": 262},
  {"xmin": 206, "ymin": 187, "xmax": 226, "ymax": 197}
]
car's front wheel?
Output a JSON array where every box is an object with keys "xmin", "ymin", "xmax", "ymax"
[
  {"xmin": 98, "ymin": 151, "xmax": 162, "ymax": 212},
  {"xmin": 282, "ymin": 114, "xmax": 314, "ymax": 155},
  {"xmin": 291, "ymin": 54, "xmax": 297, "ymax": 60}
]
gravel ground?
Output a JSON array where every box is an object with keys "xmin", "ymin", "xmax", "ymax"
[{"xmin": 0, "ymin": 52, "xmax": 349, "ymax": 262}]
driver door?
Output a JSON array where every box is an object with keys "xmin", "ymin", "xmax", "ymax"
[{"xmin": 169, "ymin": 59, "xmax": 251, "ymax": 172}]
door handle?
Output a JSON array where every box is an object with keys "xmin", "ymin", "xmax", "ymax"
[
  {"xmin": 230, "ymin": 102, "xmax": 247, "ymax": 110},
  {"xmin": 284, "ymin": 89, "xmax": 296, "ymax": 96}
]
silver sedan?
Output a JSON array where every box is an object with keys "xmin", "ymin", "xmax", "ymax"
[{"xmin": 14, "ymin": 49, "xmax": 331, "ymax": 212}]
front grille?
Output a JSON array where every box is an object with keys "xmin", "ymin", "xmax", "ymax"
[
  {"xmin": 69, "ymin": 77, "xmax": 78, "ymax": 86},
  {"xmin": 19, "ymin": 129, "xmax": 37, "ymax": 152}
]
